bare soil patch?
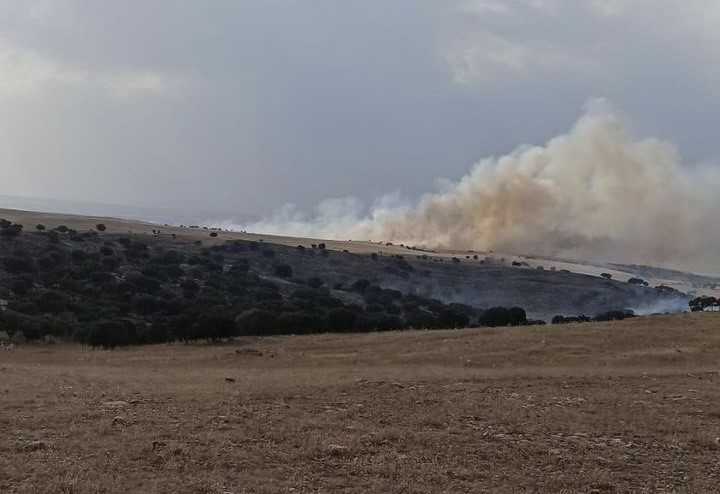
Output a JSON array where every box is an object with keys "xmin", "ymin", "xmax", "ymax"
[{"xmin": 2, "ymin": 313, "xmax": 720, "ymax": 493}]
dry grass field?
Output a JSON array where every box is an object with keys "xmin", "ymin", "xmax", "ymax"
[{"xmin": 2, "ymin": 313, "xmax": 720, "ymax": 493}]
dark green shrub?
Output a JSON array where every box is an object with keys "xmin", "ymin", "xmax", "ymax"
[
  {"xmin": 130, "ymin": 294, "xmax": 160, "ymax": 316},
  {"xmin": 351, "ymin": 279, "xmax": 371, "ymax": 294},
  {"xmin": 274, "ymin": 264, "xmax": 293, "ymax": 278},
  {"xmin": 437, "ymin": 308, "xmax": 470, "ymax": 328},
  {"xmin": 236, "ymin": 309, "xmax": 280, "ymax": 336},
  {"xmin": 84, "ymin": 319, "xmax": 136, "ymax": 349},
  {"xmin": 192, "ymin": 306, "xmax": 236, "ymax": 341},
  {"xmin": 480, "ymin": 307, "xmax": 527, "ymax": 327},
  {"xmin": 3, "ymin": 256, "xmax": 35, "ymax": 274},
  {"xmin": 405, "ymin": 310, "xmax": 438, "ymax": 329},
  {"xmin": 325, "ymin": 307, "xmax": 358, "ymax": 331}
]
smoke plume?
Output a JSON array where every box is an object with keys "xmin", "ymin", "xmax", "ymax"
[{"xmin": 235, "ymin": 102, "xmax": 720, "ymax": 275}]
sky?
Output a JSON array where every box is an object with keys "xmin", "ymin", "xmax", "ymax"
[{"xmin": 1, "ymin": 0, "xmax": 720, "ymax": 218}]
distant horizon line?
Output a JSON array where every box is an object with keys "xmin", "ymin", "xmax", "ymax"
[{"xmin": 0, "ymin": 193, "xmax": 259, "ymax": 226}]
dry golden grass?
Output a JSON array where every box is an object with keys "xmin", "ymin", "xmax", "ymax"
[
  {"xmin": 0, "ymin": 207, "xmax": 417, "ymax": 257},
  {"xmin": 2, "ymin": 313, "xmax": 720, "ymax": 493}
]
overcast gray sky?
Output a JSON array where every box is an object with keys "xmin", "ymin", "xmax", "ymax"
[{"xmin": 1, "ymin": 0, "xmax": 719, "ymax": 216}]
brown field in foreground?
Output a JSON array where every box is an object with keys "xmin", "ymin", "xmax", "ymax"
[{"xmin": 1, "ymin": 313, "xmax": 720, "ymax": 493}]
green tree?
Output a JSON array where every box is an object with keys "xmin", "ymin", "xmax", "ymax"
[
  {"xmin": 84, "ymin": 319, "xmax": 135, "ymax": 349},
  {"xmin": 236, "ymin": 309, "xmax": 279, "ymax": 336}
]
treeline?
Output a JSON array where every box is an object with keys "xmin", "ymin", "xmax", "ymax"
[
  {"xmin": 689, "ymin": 296, "xmax": 719, "ymax": 312},
  {"xmin": 551, "ymin": 310, "xmax": 636, "ymax": 324},
  {"xmin": 0, "ymin": 219, "xmax": 539, "ymax": 348}
]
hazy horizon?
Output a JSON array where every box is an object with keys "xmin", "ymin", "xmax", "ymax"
[
  {"xmin": 2, "ymin": 1, "xmax": 720, "ymax": 273},
  {"xmin": 0, "ymin": 193, "xmax": 258, "ymax": 226}
]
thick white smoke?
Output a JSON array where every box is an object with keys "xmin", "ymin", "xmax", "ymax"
[{"xmin": 235, "ymin": 102, "xmax": 720, "ymax": 275}]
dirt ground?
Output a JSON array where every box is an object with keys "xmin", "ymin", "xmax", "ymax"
[{"xmin": 1, "ymin": 313, "xmax": 720, "ymax": 493}]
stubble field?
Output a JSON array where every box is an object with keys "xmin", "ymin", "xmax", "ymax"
[{"xmin": 1, "ymin": 313, "xmax": 720, "ymax": 493}]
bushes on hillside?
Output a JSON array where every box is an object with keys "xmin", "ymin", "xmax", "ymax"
[
  {"xmin": 479, "ymin": 307, "xmax": 527, "ymax": 327},
  {"xmin": 274, "ymin": 264, "xmax": 293, "ymax": 278},
  {"xmin": 0, "ymin": 221, "xmax": 23, "ymax": 239},
  {"xmin": 552, "ymin": 310, "xmax": 634, "ymax": 324},
  {"xmin": 690, "ymin": 296, "xmax": 718, "ymax": 312},
  {"xmin": 0, "ymin": 228, "xmax": 548, "ymax": 347},
  {"xmin": 3, "ymin": 256, "xmax": 35, "ymax": 274},
  {"xmin": 84, "ymin": 319, "xmax": 136, "ymax": 349}
]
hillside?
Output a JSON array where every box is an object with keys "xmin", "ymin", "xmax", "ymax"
[
  {"xmin": 0, "ymin": 208, "xmax": 702, "ymax": 333},
  {"xmin": 2, "ymin": 313, "xmax": 719, "ymax": 492}
]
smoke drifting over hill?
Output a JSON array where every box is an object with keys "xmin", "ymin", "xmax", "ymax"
[{"xmin": 236, "ymin": 102, "xmax": 720, "ymax": 275}]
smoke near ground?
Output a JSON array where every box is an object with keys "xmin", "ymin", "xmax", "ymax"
[{"xmin": 232, "ymin": 102, "xmax": 720, "ymax": 275}]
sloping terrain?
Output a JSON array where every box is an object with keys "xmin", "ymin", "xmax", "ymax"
[
  {"xmin": 0, "ymin": 208, "xmax": 701, "ymax": 320},
  {"xmin": 1, "ymin": 313, "xmax": 719, "ymax": 493}
]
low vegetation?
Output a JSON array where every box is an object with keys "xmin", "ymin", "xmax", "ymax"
[
  {"xmin": 690, "ymin": 296, "xmax": 720, "ymax": 312},
  {"xmin": 552, "ymin": 309, "xmax": 636, "ymax": 324},
  {"xmin": 0, "ymin": 219, "xmax": 541, "ymax": 348}
]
